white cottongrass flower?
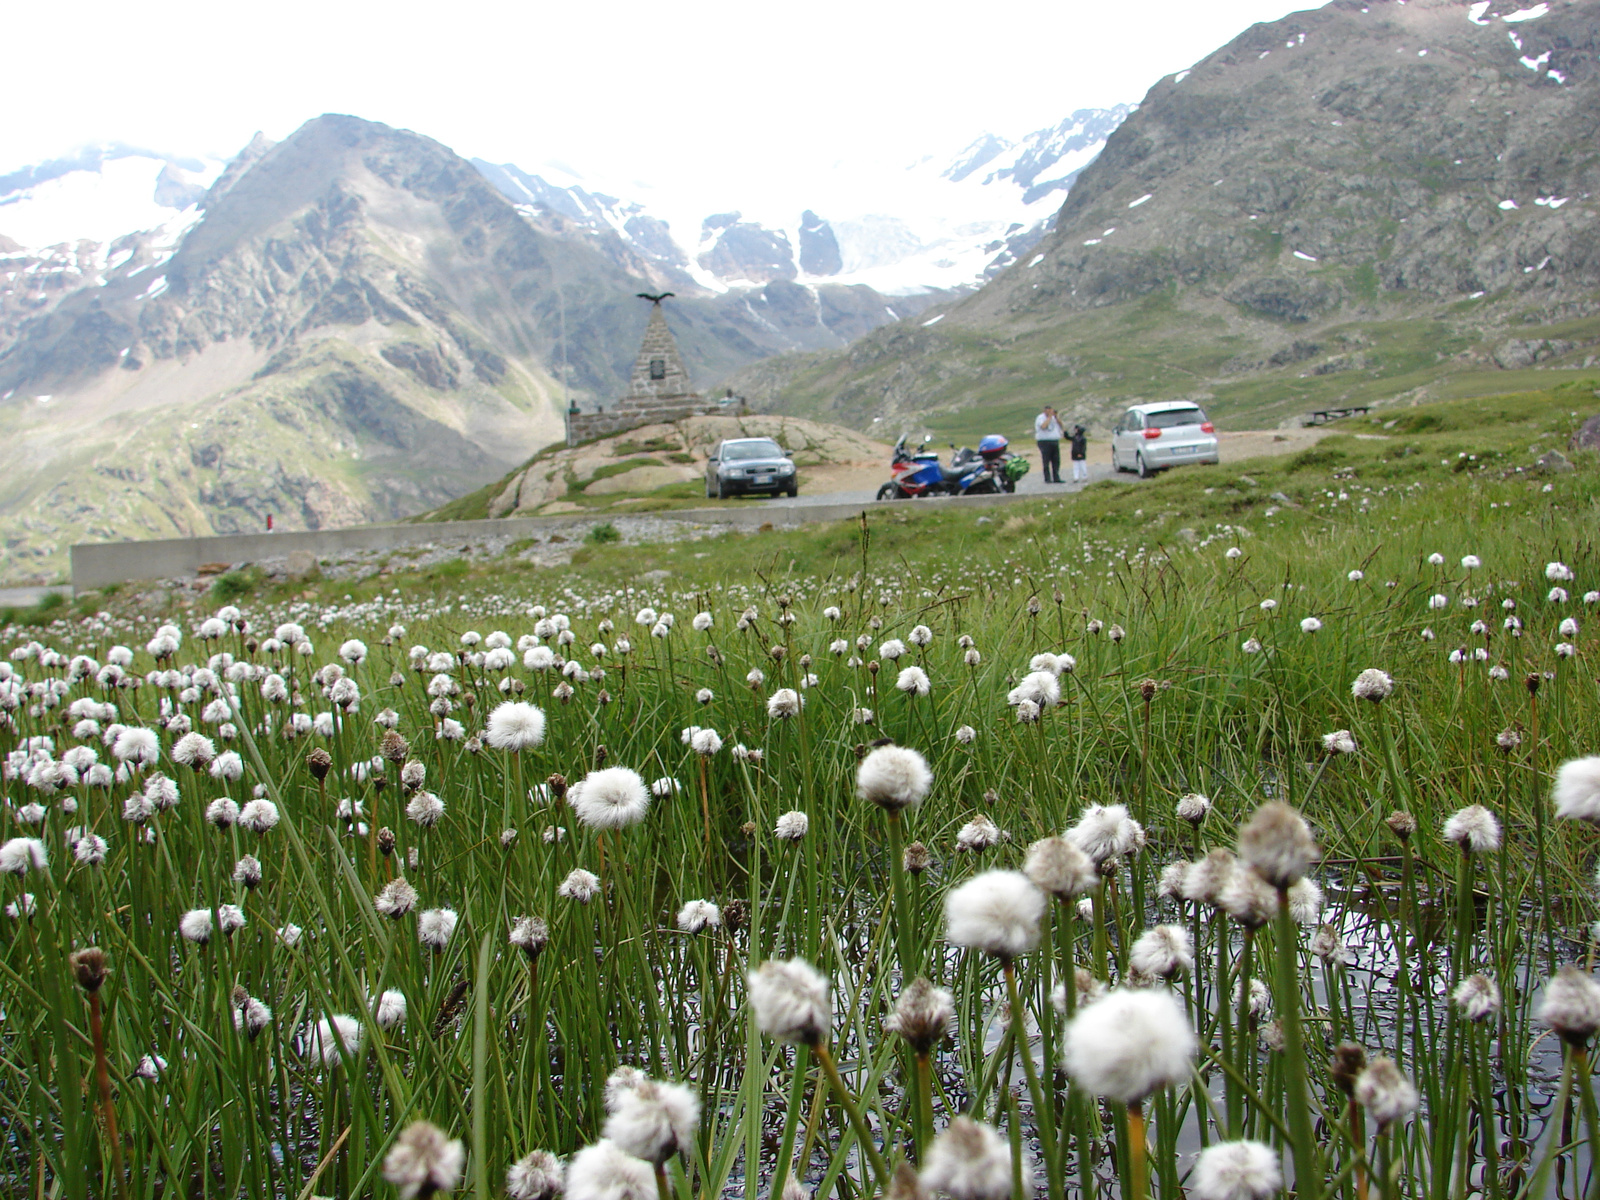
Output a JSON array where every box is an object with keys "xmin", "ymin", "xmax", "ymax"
[
  {"xmin": 886, "ymin": 977, "xmax": 955, "ymax": 1050},
  {"xmin": 1226, "ymin": 548, "xmax": 1243, "ymax": 560},
  {"xmin": 112, "ymin": 726, "xmax": 159, "ymax": 764},
  {"xmin": 570, "ymin": 768, "xmax": 651, "ymax": 830},
  {"xmin": 747, "ymin": 957, "xmax": 831, "ymax": 1044},
  {"xmin": 1347, "ymin": 569, "xmax": 1363, "ymax": 582},
  {"xmin": 1067, "ymin": 804, "xmax": 1143, "ymax": 865},
  {"xmin": 1299, "ymin": 617, "xmax": 1322, "ymax": 633},
  {"xmin": 954, "ymin": 724, "xmax": 977, "ymax": 744},
  {"xmin": 1237, "ymin": 802, "xmax": 1318, "ymax": 888},
  {"xmin": 1023, "ymin": 837, "xmax": 1096, "ymax": 898},
  {"xmin": 1189, "ymin": 1140, "xmax": 1282, "ymax": 1200},
  {"xmin": 559, "ymin": 869, "xmax": 602, "ymax": 903},
  {"xmin": 689, "ymin": 728, "xmax": 723, "ymax": 756},
  {"xmin": 375, "ymin": 877, "xmax": 419, "ymax": 919},
  {"xmin": 1323, "ymin": 729, "xmax": 1358, "ymax": 755},
  {"xmin": 774, "ymin": 811, "xmax": 809, "ymax": 840},
  {"xmin": 676, "ymin": 900, "xmax": 721, "ymax": 934},
  {"xmin": 171, "ymin": 732, "xmax": 216, "ymax": 767},
  {"xmin": 603, "ymin": 1078, "xmax": 701, "ymax": 1164},
  {"xmin": 506, "ymin": 1150, "xmax": 565, "ymax": 1200},
  {"xmin": 766, "ymin": 689, "xmax": 803, "ymax": 719},
  {"xmin": 1462, "ymin": 555, "xmax": 1481, "ymax": 570},
  {"xmin": 692, "ymin": 612, "xmax": 713, "ymax": 632},
  {"xmin": 1351, "ymin": 668, "xmax": 1393, "ymax": 702},
  {"xmin": 1442, "ymin": 805, "xmax": 1502, "ymax": 852},
  {"xmin": 1560, "ymin": 616, "xmax": 1580, "ymax": 638},
  {"xmin": 487, "ymin": 701, "xmax": 547, "ymax": 751},
  {"xmin": 895, "ymin": 666, "xmax": 932, "ymax": 696},
  {"xmin": 1241, "ymin": 637, "xmax": 1262, "ymax": 655},
  {"xmin": 1547, "ymin": 561, "xmax": 1574, "ymax": 582},
  {"xmin": 1062, "ymin": 987, "xmax": 1196, "ymax": 1103},
  {"xmin": 944, "ymin": 870, "xmax": 1044, "ymax": 959},
  {"xmin": 210, "ymin": 751, "xmax": 244, "ymax": 780},
  {"xmin": 1549, "ymin": 587, "xmax": 1569, "ymax": 604},
  {"xmin": 1454, "ymin": 974, "xmax": 1502, "ymax": 1022},
  {"xmin": 1287, "ymin": 878, "xmax": 1323, "ymax": 924},
  {"xmin": 1258, "ymin": 599, "xmax": 1277, "ymax": 612},
  {"xmin": 418, "ymin": 908, "xmax": 459, "ymax": 951},
  {"xmin": 919, "ymin": 1116, "xmax": 1024, "ymax": 1200},
  {"xmin": 955, "ymin": 814, "xmax": 1004, "ymax": 852},
  {"xmin": 234, "ymin": 995, "xmax": 273, "ymax": 1038},
  {"xmin": 238, "ymin": 798, "xmax": 279, "ymax": 833},
  {"xmin": 374, "ymin": 990, "xmax": 407, "ymax": 1030},
  {"xmin": 856, "ymin": 744, "xmax": 933, "ymax": 811},
  {"xmin": 1429, "ymin": 594, "xmax": 1449, "ymax": 611},
  {"xmin": 407, "ymin": 792, "xmax": 446, "ymax": 826},
  {"xmin": 383, "ymin": 1119, "xmax": 465, "ymax": 1199},
  {"xmin": 565, "ymin": 1140, "xmax": 654, "ymax": 1200},
  {"xmin": 1007, "ymin": 671, "xmax": 1060, "ymax": 709},
  {"xmin": 877, "ymin": 638, "xmax": 907, "ymax": 660},
  {"xmin": 0, "ymin": 837, "xmax": 46, "ymax": 874},
  {"xmin": 1552, "ymin": 757, "xmax": 1600, "ymax": 825},
  {"xmin": 1354, "ymin": 1057, "xmax": 1418, "ymax": 1129},
  {"xmin": 1129, "ymin": 925, "xmax": 1194, "ymax": 980},
  {"xmin": 1176, "ymin": 793, "xmax": 1212, "ymax": 824},
  {"xmin": 179, "ymin": 909, "xmax": 214, "ymax": 944},
  {"xmin": 1538, "ymin": 965, "xmax": 1600, "ymax": 1042}
]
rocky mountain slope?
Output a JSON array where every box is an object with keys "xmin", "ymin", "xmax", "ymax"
[
  {"xmin": 736, "ymin": 0, "xmax": 1600, "ymax": 436},
  {"xmin": 0, "ymin": 117, "xmax": 940, "ymax": 583}
]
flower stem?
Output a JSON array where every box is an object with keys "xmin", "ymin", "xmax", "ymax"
[
  {"xmin": 1004, "ymin": 960, "xmax": 1061, "ymax": 1200},
  {"xmin": 1125, "ymin": 1100, "xmax": 1148, "ymax": 1200},
  {"xmin": 1275, "ymin": 892, "xmax": 1320, "ymax": 1200},
  {"xmin": 814, "ymin": 1040, "xmax": 889, "ymax": 1188}
]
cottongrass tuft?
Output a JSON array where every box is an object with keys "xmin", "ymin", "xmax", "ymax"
[
  {"xmin": 1354, "ymin": 1057, "xmax": 1418, "ymax": 1129},
  {"xmin": 1066, "ymin": 804, "xmax": 1143, "ymax": 866},
  {"xmin": 896, "ymin": 666, "xmax": 932, "ymax": 696},
  {"xmin": 919, "ymin": 1116, "xmax": 1024, "ymax": 1200},
  {"xmin": 486, "ymin": 701, "xmax": 547, "ymax": 751},
  {"xmin": 675, "ymin": 900, "xmax": 721, "ymax": 933},
  {"xmin": 382, "ymin": 1118, "xmax": 466, "ymax": 1199},
  {"xmin": 1442, "ymin": 805, "xmax": 1502, "ymax": 852},
  {"xmin": 1129, "ymin": 925, "xmax": 1194, "ymax": 980},
  {"xmin": 0, "ymin": 837, "xmax": 47, "ymax": 874},
  {"xmin": 559, "ymin": 869, "xmax": 601, "ymax": 903},
  {"xmin": 1552, "ymin": 756, "xmax": 1600, "ymax": 825},
  {"xmin": 1237, "ymin": 801, "xmax": 1318, "ymax": 887},
  {"xmin": 1062, "ymin": 986, "xmax": 1196, "ymax": 1104},
  {"xmin": 1453, "ymin": 974, "xmax": 1502, "ymax": 1022},
  {"xmin": 1007, "ymin": 671, "xmax": 1060, "ymax": 709},
  {"xmin": 1175, "ymin": 793, "xmax": 1212, "ymax": 825},
  {"xmin": 1537, "ymin": 965, "xmax": 1600, "ymax": 1043},
  {"xmin": 375, "ymin": 876, "xmax": 418, "ymax": 919},
  {"xmin": 747, "ymin": 957, "xmax": 831, "ymax": 1045},
  {"xmin": 766, "ymin": 688, "xmax": 803, "ymax": 719},
  {"xmin": 506, "ymin": 1150, "xmax": 565, "ymax": 1200},
  {"xmin": 885, "ymin": 977, "xmax": 955, "ymax": 1051},
  {"xmin": 602, "ymin": 1078, "xmax": 700, "ymax": 1164},
  {"xmin": 1350, "ymin": 668, "xmax": 1394, "ymax": 702},
  {"xmin": 564, "ymin": 1140, "xmax": 654, "ymax": 1200},
  {"xmin": 944, "ymin": 870, "xmax": 1044, "ymax": 959},
  {"xmin": 774, "ymin": 811, "xmax": 809, "ymax": 840},
  {"xmin": 1218, "ymin": 865, "xmax": 1279, "ymax": 929},
  {"xmin": 511, "ymin": 916, "xmax": 550, "ymax": 960},
  {"xmin": 1181, "ymin": 849, "xmax": 1237, "ymax": 908},
  {"xmin": 1322, "ymin": 729, "xmax": 1358, "ymax": 755},
  {"xmin": 570, "ymin": 768, "xmax": 651, "ymax": 830},
  {"xmin": 1189, "ymin": 1140, "xmax": 1282, "ymax": 1200},
  {"xmin": 308, "ymin": 1013, "xmax": 364, "ymax": 1068},
  {"xmin": 179, "ymin": 908, "xmax": 213, "ymax": 944},
  {"xmin": 418, "ymin": 908, "xmax": 459, "ymax": 952},
  {"xmin": 955, "ymin": 814, "xmax": 1004, "ymax": 852},
  {"xmin": 856, "ymin": 744, "xmax": 933, "ymax": 811},
  {"xmin": 374, "ymin": 990, "xmax": 407, "ymax": 1030},
  {"xmin": 1023, "ymin": 836, "xmax": 1096, "ymax": 898}
]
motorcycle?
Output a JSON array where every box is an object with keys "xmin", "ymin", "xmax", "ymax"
[{"xmin": 877, "ymin": 434, "xmax": 1027, "ymax": 500}]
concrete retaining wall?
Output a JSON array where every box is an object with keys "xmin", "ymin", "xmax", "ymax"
[{"xmin": 69, "ymin": 490, "xmax": 1035, "ymax": 591}]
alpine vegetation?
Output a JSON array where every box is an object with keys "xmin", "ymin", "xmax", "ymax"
[{"xmin": 0, "ymin": 518, "xmax": 1595, "ymax": 1200}]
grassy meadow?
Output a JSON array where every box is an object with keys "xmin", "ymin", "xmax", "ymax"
[{"xmin": 1, "ymin": 386, "xmax": 1599, "ymax": 1199}]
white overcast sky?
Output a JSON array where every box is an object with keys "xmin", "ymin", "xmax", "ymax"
[{"xmin": 6, "ymin": 0, "xmax": 1322, "ymax": 195}]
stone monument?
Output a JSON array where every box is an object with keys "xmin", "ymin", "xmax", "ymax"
[{"xmin": 565, "ymin": 294, "xmax": 724, "ymax": 445}]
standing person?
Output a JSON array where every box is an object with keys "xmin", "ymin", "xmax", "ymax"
[
  {"xmin": 1034, "ymin": 405, "xmax": 1063, "ymax": 483},
  {"xmin": 1068, "ymin": 423, "xmax": 1089, "ymax": 483}
]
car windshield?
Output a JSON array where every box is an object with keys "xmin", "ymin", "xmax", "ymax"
[
  {"xmin": 1146, "ymin": 407, "xmax": 1207, "ymax": 429},
  {"xmin": 722, "ymin": 441, "xmax": 784, "ymax": 461}
]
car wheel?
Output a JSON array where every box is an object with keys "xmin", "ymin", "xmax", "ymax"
[
  {"xmin": 705, "ymin": 479, "xmax": 714, "ymax": 498},
  {"xmin": 716, "ymin": 478, "xmax": 729, "ymax": 499},
  {"xmin": 785, "ymin": 483, "xmax": 798, "ymax": 498},
  {"xmin": 1136, "ymin": 453, "xmax": 1154, "ymax": 479}
]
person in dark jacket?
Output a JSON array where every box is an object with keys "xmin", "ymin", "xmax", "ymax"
[{"xmin": 1068, "ymin": 424, "xmax": 1089, "ymax": 483}]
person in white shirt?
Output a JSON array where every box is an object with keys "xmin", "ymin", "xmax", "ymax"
[{"xmin": 1034, "ymin": 406, "xmax": 1064, "ymax": 483}]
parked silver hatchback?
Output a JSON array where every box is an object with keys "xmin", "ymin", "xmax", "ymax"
[
  {"xmin": 1111, "ymin": 402, "xmax": 1219, "ymax": 478},
  {"xmin": 705, "ymin": 437, "xmax": 798, "ymax": 499}
]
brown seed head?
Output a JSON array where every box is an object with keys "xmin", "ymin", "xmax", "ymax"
[
  {"xmin": 903, "ymin": 841, "xmax": 932, "ymax": 874},
  {"xmin": 1526, "ymin": 672, "xmax": 1541, "ymax": 696},
  {"xmin": 546, "ymin": 773, "xmax": 568, "ymax": 801},
  {"xmin": 885, "ymin": 977, "xmax": 955, "ymax": 1053},
  {"xmin": 380, "ymin": 730, "xmax": 410, "ymax": 763},
  {"xmin": 69, "ymin": 947, "xmax": 108, "ymax": 993},
  {"xmin": 306, "ymin": 748, "xmax": 333, "ymax": 782},
  {"xmin": 231, "ymin": 983, "xmax": 249, "ymax": 1007},
  {"xmin": 377, "ymin": 827, "xmax": 397, "ymax": 856},
  {"xmin": 1140, "ymin": 678, "xmax": 1158, "ymax": 702},
  {"xmin": 594, "ymin": 745, "xmax": 608, "ymax": 767},
  {"xmin": 1385, "ymin": 810, "xmax": 1417, "ymax": 841},
  {"xmin": 722, "ymin": 898, "xmax": 748, "ymax": 934},
  {"xmin": 886, "ymin": 1162, "xmax": 930, "ymax": 1200},
  {"xmin": 1329, "ymin": 1042, "xmax": 1367, "ymax": 1095}
]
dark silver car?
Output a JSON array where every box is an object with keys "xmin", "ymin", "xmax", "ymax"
[{"xmin": 706, "ymin": 437, "xmax": 798, "ymax": 498}]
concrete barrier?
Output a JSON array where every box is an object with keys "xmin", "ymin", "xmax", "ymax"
[{"xmin": 69, "ymin": 489, "xmax": 1038, "ymax": 591}]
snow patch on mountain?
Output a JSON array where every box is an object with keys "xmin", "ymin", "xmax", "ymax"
[{"xmin": 0, "ymin": 148, "xmax": 223, "ymax": 251}]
